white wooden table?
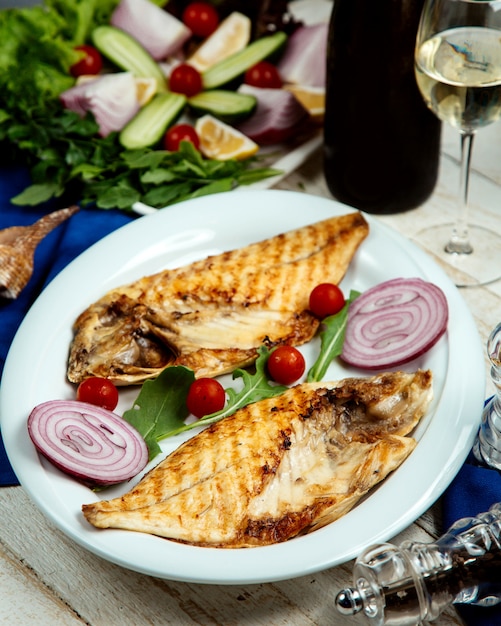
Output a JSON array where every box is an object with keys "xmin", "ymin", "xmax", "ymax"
[{"xmin": 1, "ymin": 121, "xmax": 500, "ymax": 625}]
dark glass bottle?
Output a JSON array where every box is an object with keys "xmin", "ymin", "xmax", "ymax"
[{"xmin": 323, "ymin": 0, "xmax": 442, "ymax": 214}]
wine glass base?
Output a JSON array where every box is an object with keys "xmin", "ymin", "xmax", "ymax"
[{"xmin": 414, "ymin": 223, "xmax": 501, "ymax": 287}]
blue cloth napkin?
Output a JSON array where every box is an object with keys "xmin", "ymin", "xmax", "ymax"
[{"xmin": 0, "ymin": 166, "xmax": 134, "ymax": 485}]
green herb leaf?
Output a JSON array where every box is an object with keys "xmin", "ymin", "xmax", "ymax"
[
  {"xmin": 186, "ymin": 177, "xmax": 236, "ymax": 199},
  {"xmin": 236, "ymin": 167, "xmax": 282, "ymax": 185},
  {"xmin": 122, "ymin": 366, "xmax": 195, "ymax": 460},
  {"xmin": 142, "ymin": 181, "xmax": 194, "ymax": 207},
  {"xmin": 95, "ymin": 179, "xmax": 141, "ymax": 209},
  {"xmin": 11, "ymin": 182, "xmax": 63, "ymax": 205},
  {"xmin": 307, "ymin": 290, "xmax": 361, "ymax": 383}
]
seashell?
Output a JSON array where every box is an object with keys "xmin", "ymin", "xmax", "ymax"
[{"xmin": 0, "ymin": 205, "xmax": 79, "ymax": 299}]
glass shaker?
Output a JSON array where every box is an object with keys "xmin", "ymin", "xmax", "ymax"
[
  {"xmin": 336, "ymin": 502, "xmax": 501, "ymax": 624},
  {"xmin": 335, "ymin": 323, "xmax": 501, "ymax": 624},
  {"xmin": 473, "ymin": 322, "xmax": 501, "ymax": 470}
]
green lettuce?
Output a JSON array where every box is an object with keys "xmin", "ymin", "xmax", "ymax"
[{"xmin": 0, "ymin": 1, "xmax": 117, "ymax": 111}]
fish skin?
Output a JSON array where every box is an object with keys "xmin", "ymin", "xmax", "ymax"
[
  {"xmin": 82, "ymin": 370, "xmax": 432, "ymax": 547},
  {"xmin": 67, "ymin": 212, "xmax": 369, "ymax": 385}
]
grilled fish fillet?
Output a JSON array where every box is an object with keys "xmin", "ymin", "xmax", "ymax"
[
  {"xmin": 67, "ymin": 212, "xmax": 369, "ymax": 385},
  {"xmin": 82, "ymin": 370, "xmax": 432, "ymax": 547}
]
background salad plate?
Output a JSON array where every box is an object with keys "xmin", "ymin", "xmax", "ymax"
[{"xmin": 1, "ymin": 189, "xmax": 484, "ymax": 584}]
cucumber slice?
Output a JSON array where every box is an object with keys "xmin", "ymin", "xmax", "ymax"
[
  {"xmin": 119, "ymin": 92, "xmax": 187, "ymax": 149},
  {"xmin": 188, "ymin": 90, "xmax": 257, "ymax": 123},
  {"xmin": 92, "ymin": 26, "xmax": 166, "ymax": 92},
  {"xmin": 202, "ymin": 32, "xmax": 287, "ymax": 90}
]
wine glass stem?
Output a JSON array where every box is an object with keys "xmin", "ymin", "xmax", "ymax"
[{"xmin": 445, "ymin": 130, "xmax": 474, "ymax": 255}]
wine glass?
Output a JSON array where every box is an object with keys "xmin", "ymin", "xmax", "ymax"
[{"xmin": 414, "ymin": 0, "xmax": 501, "ymax": 287}]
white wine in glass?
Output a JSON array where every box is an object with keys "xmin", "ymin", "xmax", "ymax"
[{"xmin": 414, "ymin": 0, "xmax": 501, "ymax": 286}]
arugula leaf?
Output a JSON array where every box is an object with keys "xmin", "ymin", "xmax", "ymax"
[
  {"xmin": 122, "ymin": 346, "xmax": 287, "ymax": 460},
  {"xmin": 307, "ymin": 290, "xmax": 361, "ymax": 383},
  {"xmin": 122, "ymin": 366, "xmax": 195, "ymax": 460}
]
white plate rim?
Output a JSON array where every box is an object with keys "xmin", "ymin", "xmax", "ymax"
[{"xmin": 0, "ymin": 189, "xmax": 485, "ymax": 584}]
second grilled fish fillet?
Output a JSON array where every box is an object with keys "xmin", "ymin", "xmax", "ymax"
[
  {"xmin": 67, "ymin": 212, "xmax": 369, "ymax": 385},
  {"xmin": 82, "ymin": 370, "xmax": 432, "ymax": 547}
]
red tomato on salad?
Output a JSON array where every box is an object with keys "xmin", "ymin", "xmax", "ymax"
[
  {"xmin": 182, "ymin": 2, "xmax": 220, "ymax": 38},
  {"xmin": 309, "ymin": 283, "xmax": 346, "ymax": 318},
  {"xmin": 70, "ymin": 45, "xmax": 103, "ymax": 77},
  {"xmin": 169, "ymin": 63, "xmax": 203, "ymax": 97},
  {"xmin": 164, "ymin": 124, "xmax": 200, "ymax": 151},
  {"xmin": 186, "ymin": 378, "xmax": 226, "ymax": 418},
  {"xmin": 267, "ymin": 346, "xmax": 305, "ymax": 385},
  {"xmin": 76, "ymin": 377, "xmax": 119, "ymax": 411},
  {"xmin": 244, "ymin": 61, "xmax": 283, "ymax": 89}
]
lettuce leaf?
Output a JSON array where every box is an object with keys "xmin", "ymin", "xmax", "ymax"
[{"xmin": 0, "ymin": 0, "xmax": 124, "ymax": 110}]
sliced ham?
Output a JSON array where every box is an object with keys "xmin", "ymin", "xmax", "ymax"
[
  {"xmin": 60, "ymin": 73, "xmax": 140, "ymax": 137},
  {"xmin": 111, "ymin": 0, "xmax": 191, "ymax": 61}
]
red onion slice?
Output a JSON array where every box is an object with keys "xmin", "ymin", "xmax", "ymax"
[
  {"xmin": 341, "ymin": 277, "xmax": 449, "ymax": 369},
  {"xmin": 59, "ymin": 73, "xmax": 140, "ymax": 137},
  {"xmin": 111, "ymin": 0, "xmax": 191, "ymax": 60},
  {"xmin": 28, "ymin": 400, "xmax": 148, "ymax": 486},
  {"xmin": 236, "ymin": 84, "xmax": 309, "ymax": 145},
  {"xmin": 277, "ymin": 23, "xmax": 328, "ymax": 88}
]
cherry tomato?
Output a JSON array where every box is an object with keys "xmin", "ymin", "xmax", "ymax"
[
  {"xmin": 76, "ymin": 377, "xmax": 119, "ymax": 411},
  {"xmin": 309, "ymin": 283, "xmax": 346, "ymax": 319},
  {"xmin": 267, "ymin": 346, "xmax": 305, "ymax": 385},
  {"xmin": 164, "ymin": 124, "xmax": 200, "ymax": 151},
  {"xmin": 244, "ymin": 61, "xmax": 282, "ymax": 89},
  {"xmin": 182, "ymin": 1, "xmax": 220, "ymax": 38},
  {"xmin": 187, "ymin": 378, "xmax": 226, "ymax": 418},
  {"xmin": 169, "ymin": 63, "xmax": 203, "ymax": 97},
  {"xmin": 70, "ymin": 45, "xmax": 103, "ymax": 77}
]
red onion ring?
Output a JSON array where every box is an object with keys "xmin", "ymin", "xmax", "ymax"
[
  {"xmin": 28, "ymin": 400, "xmax": 148, "ymax": 486},
  {"xmin": 236, "ymin": 84, "xmax": 309, "ymax": 145},
  {"xmin": 341, "ymin": 277, "xmax": 448, "ymax": 369}
]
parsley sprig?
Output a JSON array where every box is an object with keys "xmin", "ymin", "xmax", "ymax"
[{"xmin": 3, "ymin": 105, "xmax": 280, "ymax": 211}]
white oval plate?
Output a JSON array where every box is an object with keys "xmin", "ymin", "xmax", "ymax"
[{"xmin": 1, "ymin": 190, "xmax": 485, "ymax": 584}]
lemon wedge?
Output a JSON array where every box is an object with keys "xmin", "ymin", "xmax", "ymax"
[
  {"xmin": 135, "ymin": 77, "xmax": 157, "ymax": 106},
  {"xmin": 75, "ymin": 74, "xmax": 100, "ymax": 85},
  {"xmin": 188, "ymin": 12, "xmax": 251, "ymax": 72},
  {"xmin": 284, "ymin": 85, "xmax": 325, "ymax": 121},
  {"xmin": 195, "ymin": 114, "xmax": 258, "ymax": 160}
]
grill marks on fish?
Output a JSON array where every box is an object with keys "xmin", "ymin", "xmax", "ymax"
[
  {"xmin": 67, "ymin": 212, "xmax": 369, "ymax": 385},
  {"xmin": 82, "ymin": 370, "xmax": 432, "ymax": 547}
]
